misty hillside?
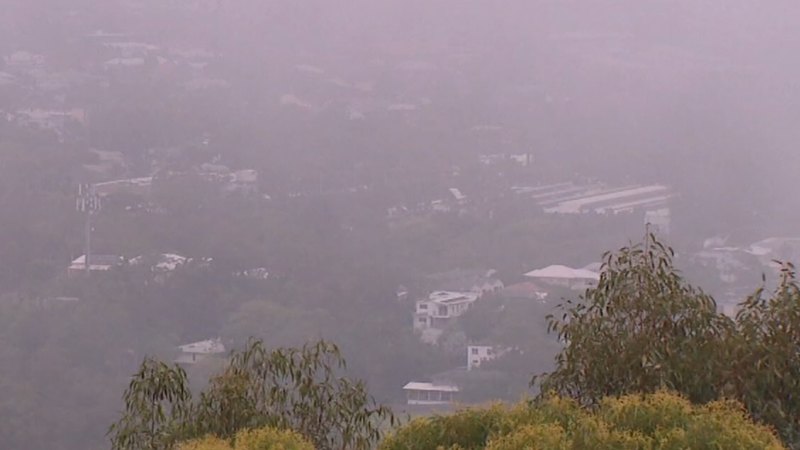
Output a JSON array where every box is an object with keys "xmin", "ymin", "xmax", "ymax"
[{"xmin": 1, "ymin": 1, "xmax": 800, "ymax": 449}]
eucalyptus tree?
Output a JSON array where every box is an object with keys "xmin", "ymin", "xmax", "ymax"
[
  {"xmin": 109, "ymin": 339, "xmax": 394, "ymax": 450},
  {"xmin": 536, "ymin": 233, "xmax": 733, "ymax": 405},
  {"xmin": 731, "ymin": 263, "xmax": 800, "ymax": 448},
  {"xmin": 109, "ymin": 358, "xmax": 193, "ymax": 450},
  {"xmin": 193, "ymin": 339, "xmax": 394, "ymax": 450}
]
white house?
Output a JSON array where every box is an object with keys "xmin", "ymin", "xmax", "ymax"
[
  {"xmin": 403, "ymin": 382, "xmax": 459, "ymax": 405},
  {"xmin": 747, "ymin": 237, "xmax": 800, "ymax": 269},
  {"xmin": 524, "ymin": 265, "xmax": 599, "ymax": 291},
  {"xmin": 467, "ymin": 345, "xmax": 496, "ymax": 370},
  {"xmin": 542, "ymin": 184, "xmax": 672, "ymax": 215},
  {"xmin": 449, "ymin": 188, "xmax": 467, "ymax": 203},
  {"xmin": 237, "ymin": 267, "xmax": 270, "ymax": 280},
  {"xmin": 68, "ymin": 254, "xmax": 122, "ymax": 277},
  {"xmin": 467, "ymin": 345, "xmax": 512, "ymax": 370},
  {"xmin": 426, "ymin": 269, "xmax": 504, "ymax": 296},
  {"xmin": 414, "ymin": 290, "xmax": 480, "ymax": 334},
  {"xmin": 128, "ymin": 253, "xmax": 194, "ymax": 283},
  {"xmin": 93, "ymin": 177, "xmax": 153, "ymax": 197},
  {"xmin": 175, "ymin": 338, "xmax": 226, "ymax": 365},
  {"xmin": 227, "ymin": 169, "xmax": 259, "ymax": 195}
]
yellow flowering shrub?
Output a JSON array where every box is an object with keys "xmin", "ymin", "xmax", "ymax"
[
  {"xmin": 179, "ymin": 426, "xmax": 314, "ymax": 450},
  {"xmin": 380, "ymin": 392, "xmax": 785, "ymax": 450}
]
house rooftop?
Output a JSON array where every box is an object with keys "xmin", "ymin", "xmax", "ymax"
[
  {"xmin": 155, "ymin": 253, "xmax": 188, "ymax": 271},
  {"xmin": 70, "ymin": 254, "xmax": 122, "ymax": 268},
  {"xmin": 748, "ymin": 237, "xmax": 800, "ymax": 257},
  {"xmin": 178, "ymin": 338, "xmax": 225, "ymax": 355},
  {"xmin": 524, "ymin": 265, "xmax": 600, "ymax": 280},
  {"xmin": 403, "ymin": 382, "xmax": 459, "ymax": 392},
  {"xmin": 427, "ymin": 291, "xmax": 479, "ymax": 304},
  {"xmin": 544, "ymin": 184, "xmax": 671, "ymax": 214}
]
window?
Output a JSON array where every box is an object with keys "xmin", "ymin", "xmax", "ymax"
[
  {"xmin": 418, "ymin": 303, "xmax": 428, "ymax": 309},
  {"xmin": 418, "ymin": 318, "xmax": 427, "ymax": 324},
  {"xmin": 438, "ymin": 306, "xmax": 448, "ymax": 316},
  {"xmin": 471, "ymin": 348, "xmax": 479, "ymax": 355}
]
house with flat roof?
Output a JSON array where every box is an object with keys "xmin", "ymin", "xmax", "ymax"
[
  {"xmin": 424, "ymin": 269, "xmax": 504, "ymax": 296},
  {"xmin": 414, "ymin": 290, "xmax": 480, "ymax": 344},
  {"xmin": 543, "ymin": 184, "xmax": 672, "ymax": 215},
  {"xmin": 175, "ymin": 338, "xmax": 226, "ymax": 365},
  {"xmin": 68, "ymin": 254, "xmax": 122, "ymax": 277},
  {"xmin": 403, "ymin": 382, "xmax": 459, "ymax": 405},
  {"xmin": 93, "ymin": 177, "xmax": 153, "ymax": 197},
  {"xmin": 414, "ymin": 291, "xmax": 479, "ymax": 327},
  {"xmin": 515, "ymin": 182, "xmax": 673, "ymax": 217},
  {"xmin": 524, "ymin": 264, "xmax": 600, "ymax": 291},
  {"xmin": 467, "ymin": 345, "xmax": 496, "ymax": 371}
]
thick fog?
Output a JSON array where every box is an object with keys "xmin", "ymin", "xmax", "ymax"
[{"xmin": 1, "ymin": 1, "xmax": 799, "ymax": 448}]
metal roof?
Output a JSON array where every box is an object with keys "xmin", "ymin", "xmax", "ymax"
[{"xmin": 403, "ymin": 382, "xmax": 460, "ymax": 392}]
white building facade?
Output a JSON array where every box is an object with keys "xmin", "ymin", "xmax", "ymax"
[
  {"xmin": 403, "ymin": 382, "xmax": 459, "ymax": 405},
  {"xmin": 524, "ymin": 265, "xmax": 600, "ymax": 291},
  {"xmin": 467, "ymin": 345, "xmax": 496, "ymax": 370},
  {"xmin": 414, "ymin": 291, "xmax": 480, "ymax": 342}
]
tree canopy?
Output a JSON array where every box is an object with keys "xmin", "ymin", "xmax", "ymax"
[
  {"xmin": 108, "ymin": 339, "xmax": 394, "ymax": 450},
  {"xmin": 178, "ymin": 426, "xmax": 313, "ymax": 450},
  {"xmin": 380, "ymin": 391, "xmax": 784, "ymax": 450},
  {"xmin": 536, "ymin": 233, "xmax": 800, "ymax": 448}
]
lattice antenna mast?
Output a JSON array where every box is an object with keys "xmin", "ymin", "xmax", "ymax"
[{"xmin": 76, "ymin": 184, "xmax": 101, "ymax": 275}]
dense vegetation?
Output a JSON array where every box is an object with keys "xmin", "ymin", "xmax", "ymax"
[
  {"xmin": 107, "ymin": 234, "xmax": 800, "ymax": 449},
  {"xmin": 5, "ymin": 6, "xmax": 800, "ymax": 450},
  {"xmin": 179, "ymin": 427, "xmax": 313, "ymax": 450},
  {"xmin": 380, "ymin": 392, "xmax": 784, "ymax": 450},
  {"xmin": 0, "ymin": 127, "xmax": 619, "ymax": 449},
  {"xmin": 537, "ymin": 234, "xmax": 800, "ymax": 447},
  {"xmin": 109, "ymin": 340, "xmax": 393, "ymax": 450}
]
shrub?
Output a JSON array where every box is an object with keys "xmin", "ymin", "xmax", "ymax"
[
  {"xmin": 379, "ymin": 404, "xmax": 509, "ymax": 450},
  {"xmin": 380, "ymin": 392, "xmax": 785, "ymax": 450},
  {"xmin": 534, "ymin": 234, "xmax": 800, "ymax": 447},
  {"xmin": 537, "ymin": 234, "xmax": 732, "ymax": 406},
  {"xmin": 178, "ymin": 426, "xmax": 314, "ymax": 450},
  {"xmin": 235, "ymin": 427, "xmax": 315, "ymax": 450}
]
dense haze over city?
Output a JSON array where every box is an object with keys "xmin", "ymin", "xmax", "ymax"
[{"xmin": 2, "ymin": 1, "xmax": 800, "ymax": 449}]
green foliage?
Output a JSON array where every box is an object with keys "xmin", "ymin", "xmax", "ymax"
[
  {"xmin": 379, "ymin": 404, "xmax": 510, "ymax": 450},
  {"xmin": 534, "ymin": 233, "xmax": 800, "ymax": 447},
  {"xmin": 194, "ymin": 339, "xmax": 394, "ymax": 450},
  {"xmin": 235, "ymin": 427, "xmax": 315, "ymax": 450},
  {"xmin": 109, "ymin": 339, "xmax": 393, "ymax": 450},
  {"xmin": 730, "ymin": 263, "xmax": 800, "ymax": 447},
  {"xmin": 381, "ymin": 392, "xmax": 784, "ymax": 450},
  {"xmin": 485, "ymin": 424, "xmax": 570, "ymax": 450},
  {"xmin": 594, "ymin": 392, "xmax": 784, "ymax": 450},
  {"xmin": 109, "ymin": 358, "xmax": 193, "ymax": 450},
  {"xmin": 178, "ymin": 426, "xmax": 314, "ymax": 450},
  {"xmin": 179, "ymin": 436, "xmax": 232, "ymax": 450},
  {"xmin": 537, "ymin": 233, "xmax": 732, "ymax": 404}
]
